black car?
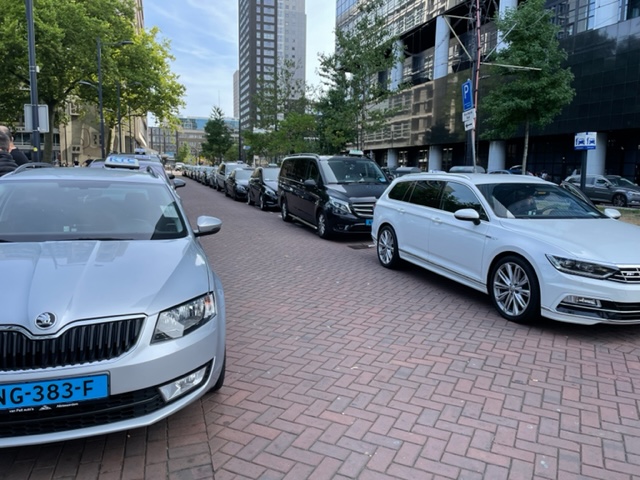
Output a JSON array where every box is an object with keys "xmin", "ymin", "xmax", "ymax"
[
  {"xmin": 225, "ymin": 167, "xmax": 254, "ymax": 200},
  {"xmin": 247, "ymin": 166, "xmax": 280, "ymax": 210},
  {"xmin": 278, "ymin": 152, "xmax": 390, "ymax": 239},
  {"xmin": 215, "ymin": 162, "xmax": 244, "ymax": 192}
]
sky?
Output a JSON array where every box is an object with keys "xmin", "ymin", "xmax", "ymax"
[{"xmin": 144, "ymin": 0, "xmax": 336, "ymax": 120}]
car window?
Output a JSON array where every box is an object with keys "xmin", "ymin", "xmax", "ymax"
[
  {"xmin": 291, "ymin": 158, "xmax": 308, "ymax": 182},
  {"xmin": 307, "ymin": 161, "xmax": 320, "ymax": 183},
  {"xmin": 262, "ymin": 168, "xmax": 280, "ymax": 182},
  {"xmin": 388, "ymin": 180, "xmax": 414, "ymax": 201},
  {"xmin": 0, "ymin": 180, "xmax": 187, "ymax": 241},
  {"xmin": 441, "ymin": 182, "xmax": 488, "ymax": 220},
  {"xmin": 482, "ymin": 183, "xmax": 605, "ymax": 219},
  {"xmin": 407, "ymin": 180, "xmax": 443, "ymax": 208},
  {"xmin": 324, "ymin": 158, "xmax": 388, "ymax": 184},
  {"xmin": 595, "ymin": 177, "xmax": 609, "ymax": 186}
]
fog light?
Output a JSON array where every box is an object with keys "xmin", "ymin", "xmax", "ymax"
[
  {"xmin": 563, "ymin": 295, "xmax": 602, "ymax": 307},
  {"xmin": 158, "ymin": 366, "xmax": 207, "ymax": 402}
]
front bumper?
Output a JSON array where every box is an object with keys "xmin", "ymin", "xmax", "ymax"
[
  {"xmin": 0, "ymin": 312, "xmax": 225, "ymax": 447},
  {"xmin": 327, "ymin": 212, "xmax": 374, "ymax": 234},
  {"xmin": 539, "ymin": 266, "xmax": 640, "ymax": 325}
]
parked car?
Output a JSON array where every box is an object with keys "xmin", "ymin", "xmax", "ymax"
[
  {"xmin": 215, "ymin": 162, "xmax": 245, "ymax": 192},
  {"xmin": 225, "ymin": 167, "xmax": 254, "ymax": 200},
  {"xmin": 247, "ymin": 166, "xmax": 280, "ymax": 210},
  {"xmin": 278, "ymin": 152, "xmax": 390, "ymax": 239},
  {"xmin": 0, "ymin": 163, "xmax": 226, "ymax": 447},
  {"xmin": 371, "ymin": 172, "xmax": 638, "ymax": 326},
  {"xmin": 565, "ymin": 174, "xmax": 640, "ymax": 207}
]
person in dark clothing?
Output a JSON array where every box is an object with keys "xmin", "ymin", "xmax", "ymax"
[
  {"xmin": 0, "ymin": 125, "xmax": 29, "ymax": 165},
  {"xmin": 0, "ymin": 131, "xmax": 19, "ymax": 176}
]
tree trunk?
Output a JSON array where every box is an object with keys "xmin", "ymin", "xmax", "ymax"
[{"xmin": 521, "ymin": 119, "xmax": 530, "ymax": 175}]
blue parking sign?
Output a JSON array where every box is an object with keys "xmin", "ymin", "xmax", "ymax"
[{"xmin": 462, "ymin": 80, "xmax": 473, "ymax": 111}]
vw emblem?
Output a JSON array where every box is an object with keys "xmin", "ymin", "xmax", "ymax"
[{"xmin": 35, "ymin": 312, "xmax": 57, "ymax": 330}]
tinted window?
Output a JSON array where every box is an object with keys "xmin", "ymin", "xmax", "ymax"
[
  {"xmin": 262, "ymin": 167, "xmax": 280, "ymax": 182},
  {"xmin": 307, "ymin": 161, "xmax": 320, "ymax": 183},
  {"xmin": 441, "ymin": 182, "xmax": 487, "ymax": 220},
  {"xmin": 388, "ymin": 181, "xmax": 414, "ymax": 201},
  {"xmin": 408, "ymin": 180, "xmax": 443, "ymax": 208},
  {"xmin": 291, "ymin": 158, "xmax": 308, "ymax": 182}
]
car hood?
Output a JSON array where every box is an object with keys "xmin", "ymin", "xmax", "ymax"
[
  {"xmin": 499, "ymin": 218, "xmax": 640, "ymax": 263},
  {"xmin": 326, "ymin": 183, "xmax": 389, "ymax": 202},
  {"xmin": 0, "ymin": 239, "xmax": 211, "ymax": 334}
]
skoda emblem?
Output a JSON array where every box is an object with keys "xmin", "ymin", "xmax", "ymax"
[{"xmin": 35, "ymin": 312, "xmax": 57, "ymax": 330}]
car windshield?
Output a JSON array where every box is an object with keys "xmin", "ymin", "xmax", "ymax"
[
  {"xmin": 0, "ymin": 180, "xmax": 188, "ymax": 242},
  {"xmin": 479, "ymin": 182, "xmax": 606, "ymax": 219},
  {"xmin": 324, "ymin": 159, "xmax": 389, "ymax": 184},
  {"xmin": 233, "ymin": 169, "xmax": 253, "ymax": 180},
  {"xmin": 609, "ymin": 176, "xmax": 636, "ymax": 187},
  {"xmin": 262, "ymin": 168, "xmax": 280, "ymax": 182}
]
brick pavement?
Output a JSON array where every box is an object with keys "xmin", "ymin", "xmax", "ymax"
[{"xmin": 1, "ymin": 178, "xmax": 640, "ymax": 479}]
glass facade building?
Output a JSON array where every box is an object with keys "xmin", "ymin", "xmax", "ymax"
[{"xmin": 339, "ymin": 0, "xmax": 640, "ymax": 181}]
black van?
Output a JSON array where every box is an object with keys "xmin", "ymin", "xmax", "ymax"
[{"xmin": 278, "ymin": 152, "xmax": 390, "ymax": 238}]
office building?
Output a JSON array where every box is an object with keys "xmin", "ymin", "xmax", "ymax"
[
  {"xmin": 338, "ymin": 0, "xmax": 640, "ymax": 181},
  {"xmin": 237, "ymin": 0, "xmax": 306, "ymax": 132}
]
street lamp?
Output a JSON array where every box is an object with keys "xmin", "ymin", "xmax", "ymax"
[{"xmin": 96, "ymin": 37, "xmax": 133, "ymax": 158}]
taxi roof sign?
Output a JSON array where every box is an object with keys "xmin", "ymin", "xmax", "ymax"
[{"xmin": 105, "ymin": 156, "xmax": 140, "ymax": 169}]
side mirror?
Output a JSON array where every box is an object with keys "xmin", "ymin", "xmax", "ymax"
[
  {"xmin": 303, "ymin": 179, "xmax": 317, "ymax": 187},
  {"xmin": 194, "ymin": 216, "xmax": 222, "ymax": 236},
  {"xmin": 454, "ymin": 208, "xmax": 481, "ymax": 225},
  {"xmin": 173, "ymin": 178, "xmax": 186, "ymax": 189}
]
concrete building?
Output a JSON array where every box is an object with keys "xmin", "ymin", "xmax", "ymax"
[
  {"xmin": 337, "ymin": 0, "xmax": 640, "ymax": 182},
  {"xmin": 237, "ymin": 0, "xmax": 306, "ymax": 132}
]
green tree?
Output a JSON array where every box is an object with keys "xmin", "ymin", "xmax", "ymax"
[
  {"xmin": 201, "ymin": 106, "xmax": 232, "ymax": 164},
  {"xmin": 224, "ymin": 143, "xmax": 240, "ymax": 161},
  {"xmin": 317, "ymin": 0, "xmax": 405, "ymax": 151},
  {"xmin": 0, "ymin": 0, "xmax": 185, "ymax": 161},
  {"xmin": 480, "ymin": 0, "xmax": 575, "ymax": 172},
  {"xmin": 176, "ymin": 142, "xmax": 190, "ymax": 163}
]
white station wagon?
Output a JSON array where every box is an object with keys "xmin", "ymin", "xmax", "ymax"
[{"xmin": 372, "ymin": 172, "xmax": 640, "ymax": 325}]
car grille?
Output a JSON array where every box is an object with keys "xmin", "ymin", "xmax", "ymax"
[
  {"xmin": 610, "ymin": 267, "xmax": 640, "ymax": 283},
  {"xmin": 351, "ymin": 202, "xmax": 376, "ymax": 218},
  {"xmin": 0, "ymin": 318, "xmax": 144, "ymax": 371}
]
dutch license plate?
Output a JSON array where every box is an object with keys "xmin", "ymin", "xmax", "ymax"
[
  {"xmin": 0, "ymin": 374, "xmax": 109, "ymax": 410},
  {"xmin": 365, "ymin": 219, "xmax": 373, "ymax": 226}
]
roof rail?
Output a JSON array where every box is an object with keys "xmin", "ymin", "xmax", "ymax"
[
  {"xmin": 284, "ymin": 153, "xmax": 321, "ymax": 159},
  {"xmin": 12, "ymin": 162, "xmax": 55, "ymax": 174}
]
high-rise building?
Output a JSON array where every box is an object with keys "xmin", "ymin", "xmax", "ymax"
[
  {"xmin": 337, "ymin": 0, "xmax": 640, "ymax": 181},
  {"xmin": 237, "ymin": 0, "xmax": 306, "ymax": 132}
]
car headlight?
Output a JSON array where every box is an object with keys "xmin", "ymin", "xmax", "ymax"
[
  {"xmin": 264, "ymin": 187, "xmax": 276, "ymax": 198},
  {"xmin": 238, "ymin": 185, "xmax": 247, "ymax": 192},
  {"xmin": 328, "ymin": 197, "xmax": 351, "ymax": 215},
  {"xmin": 546, "ymin": 255, "xmax": 618, "ymax": 279},
  {"xmin": 152, "ymin": 293, "xmax": 216, "ymax": 343}
]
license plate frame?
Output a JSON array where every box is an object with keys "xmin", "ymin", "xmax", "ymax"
[{"xmin": 0, "ymin": 374, "xmax": 109, "ymax": 411}]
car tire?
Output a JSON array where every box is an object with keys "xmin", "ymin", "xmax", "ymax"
[
  {"xmin": 377, "ymin": 225, "xmax": 400, "ymax": 269},
  {"xmin": 316, "ymin": 211, "xmax": 332, "ymax": 239},
  {"xmin": 612, "ymin": 194, "xmax": 627, "ymax": 207},
  {"xmin": 209, "ymin": 351, "xmax": 226, "ymax": 392},
  {"xmin": 281, "ymin": 198, "xmax": 292, "ymax": 222},
  {"xmin": 489, "ymin": 255, "xmax": 540, "ymax": 324},
  {"xmin": 259, "ymin": 194, "xmax": 267, "ymax": 211}
]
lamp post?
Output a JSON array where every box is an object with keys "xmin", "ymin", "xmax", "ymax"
[{"xmin": 96, "ymin": 37, "xmax": 133, "ymax": 158}]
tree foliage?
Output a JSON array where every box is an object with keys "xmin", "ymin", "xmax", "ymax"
[
  {"xmin": 0, "ymin": 0, "xmax": 185, "ymax": 161},
  {"xmin": 317, "ymin": 0, "xmax": 405, "ymax": 151},
  {"xmin": 246, "ymin": 59, "xmax": 316, "ymax": 161},
  {"xmin": 480, "ymin": 0, "xmax": 575, "ymax": 171},
  {"xmin": 201, "ymin": 106, "xmax": 232, "ymax": 164}
]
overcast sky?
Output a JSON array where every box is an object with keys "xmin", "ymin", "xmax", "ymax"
[{"xmin": 145, "ymin": 0, "xmax": 336, "ymax": 119}]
